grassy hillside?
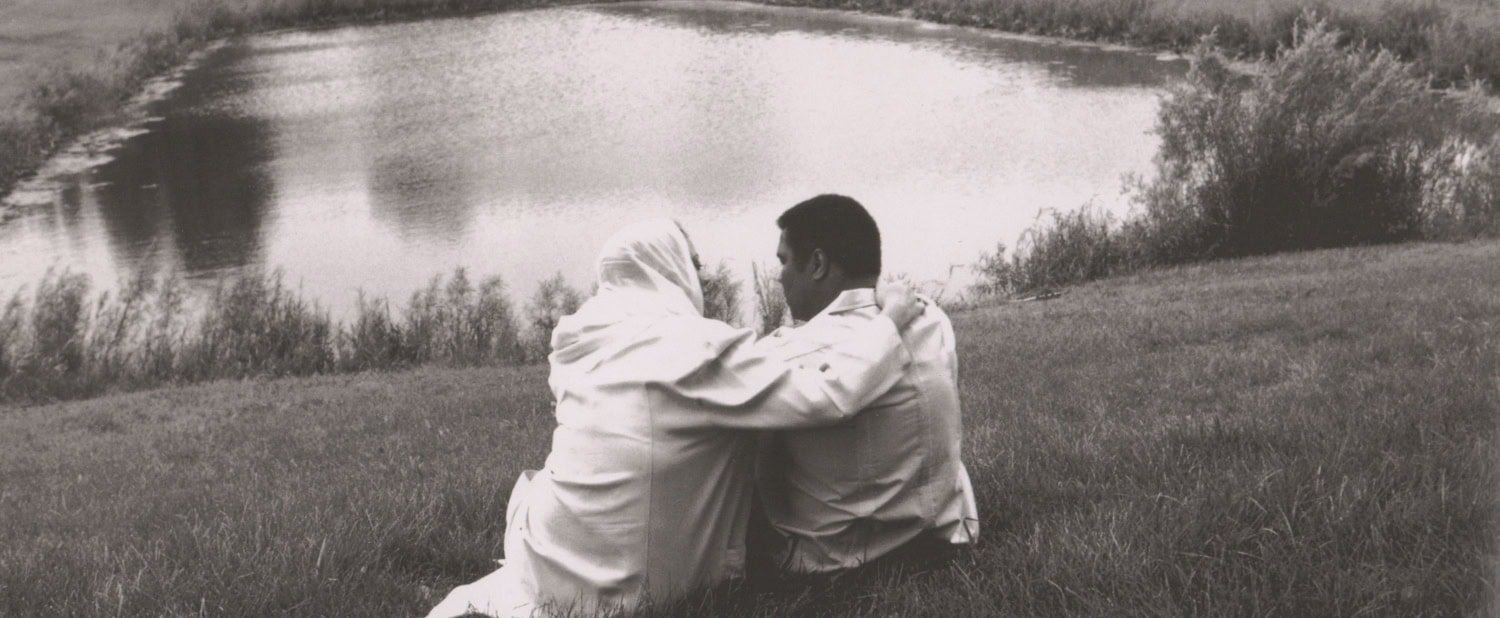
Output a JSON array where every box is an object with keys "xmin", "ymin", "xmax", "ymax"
[{"xmin": 3, "ymin": 239, "xmax": 1495, "ymax": 616}]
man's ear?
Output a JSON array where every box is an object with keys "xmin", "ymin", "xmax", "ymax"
[{"xmin": 810, "ymin": 249, "xmax": 830, "ymax": 280}]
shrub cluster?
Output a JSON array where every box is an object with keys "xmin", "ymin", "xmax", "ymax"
[
  {"xmin": 976, "ymin": 206, "xmax": 1121, "ymax": 295},
  {"xmin": 980, "ymin": 18, "xmax": 1500, "ymax": 296},
  {"xmin": 343, "ymin": 268, "xmax": 523, "ymax": 371},
  {"xmin": 700, "ymin": 261, "xmax": 746, "ymax": 328},
  {"xmin": 751, "ymin": 262, "xmax": 789, "ymax": 335},
  {"xmin": 1138, "ymin": 21, "xmax": 1499, "ymax": 261},
  {"xmin": 519, "ymin": 272, "xmax": 584, "ymax": 363},
  {"xmin": 0, "ymin": 263, "xmax": 798, "ymax": 402},
  {"xmin": 1, "ymin": 269, "xmax": 184, "ymax": 400},
  {"xmin": 0, "ymin": 268, "xmax": 534, "ymax": 402}
]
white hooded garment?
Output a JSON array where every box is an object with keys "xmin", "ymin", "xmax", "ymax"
[{"xmin": 426, "ymin": 219, "xmax": 912, "ymax": 618}]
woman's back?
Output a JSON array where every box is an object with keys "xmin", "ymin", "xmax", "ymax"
[{"xmin": 521, "ymin": 316, "xmax": 758, "ymax": 611}]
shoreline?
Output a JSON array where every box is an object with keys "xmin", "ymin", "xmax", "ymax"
[
  {"xmin": 0, "ymin": 0, "xmax": 1495, "ymax": 377},
  {"xmin": 3, "ymin": 0, "xmax": 1497, "ymax": 210},
  {"xmin": 0, "ymin": 0, "xmax": 574, "ymax": 209},
  {"xmin": 0, "ymin": 0, "xmax": 1187, "ymax": 218}
]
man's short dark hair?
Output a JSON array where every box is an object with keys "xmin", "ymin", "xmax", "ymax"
[{"xmin": 776, "ymin": 194, "xmax": 881, "ymax": 278}]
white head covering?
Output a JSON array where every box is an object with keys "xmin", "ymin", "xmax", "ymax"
[
  {"xmin": 548, "ymin": 219, "xmax": 733, "ymax": 392},
  {"xmin": 596, "ymin": 219, "xmax": 704, "ymax": 317}
]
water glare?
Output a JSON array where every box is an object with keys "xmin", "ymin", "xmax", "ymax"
[{"xmin": 0, "ymin": 1, "xmax": 1184, "ymax": 313}]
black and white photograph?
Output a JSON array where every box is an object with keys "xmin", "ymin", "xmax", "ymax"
[{"xmin": 1, "ymin": 0, "xmax": 1497, "ymax": 615}]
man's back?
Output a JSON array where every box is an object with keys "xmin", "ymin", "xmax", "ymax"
[{"xmin": 756, "ymin": 288, "xmax": 978, "ymax": 573}]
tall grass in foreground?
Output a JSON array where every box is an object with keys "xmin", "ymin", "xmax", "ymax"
[
  {"xmin": 980, "ymin": 18, "xmax": 1500, "ymax": 295},
  {"xmin": 2, "ymin": 241, "xmax": 1493, "ymax": 616}
]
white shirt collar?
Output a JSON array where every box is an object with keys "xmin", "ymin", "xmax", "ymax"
[
  {"xmin": 819, "ymin": 288, "xmax": 876, "ymax": 317},
  {"xmin": 788, "ymin": 289, "xmax": 876, "ymax": 328}
]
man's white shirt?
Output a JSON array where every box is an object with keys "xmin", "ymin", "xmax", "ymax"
[{"xmin": 756, "ymin": 288, "xmax": 979, "ymax": 573}]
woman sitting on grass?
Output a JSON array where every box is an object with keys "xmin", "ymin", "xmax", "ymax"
[{"xmin": 425, "ymin": 219, "xmax": 923, "ymax": 617}]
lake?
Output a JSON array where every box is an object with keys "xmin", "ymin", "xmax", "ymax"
[{"xmin": 0, "ymin": 0, "xmax": 1185, "ymax": 316}]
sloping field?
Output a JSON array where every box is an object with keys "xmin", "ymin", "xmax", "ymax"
[{"xmin": 3, "ymin": 239, "xmax": 1496, "ymax": 616}]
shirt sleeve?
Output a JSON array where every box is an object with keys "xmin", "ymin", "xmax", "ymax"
[{"xmin": 663, "ymin": 316, "xmax": 911, "ymax": 430}]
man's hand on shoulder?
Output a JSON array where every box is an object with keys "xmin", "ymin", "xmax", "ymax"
[{"xmin": 876, "ymin": 284, "xmax": 925, "ymax": 330}]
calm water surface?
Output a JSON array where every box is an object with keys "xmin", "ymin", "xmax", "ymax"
[{"xmin": 0, "ymin": 1, "xmax": 1185, "ymax": 314}]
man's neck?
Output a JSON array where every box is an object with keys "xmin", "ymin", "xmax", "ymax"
[
  {"xmin": 801, "ymin": 276, "xmax": 879, "ymax": 321},
  {"xmin": 812, "ymin": 278, "xmax": 878, "ymax": 314},
  {"xmin": 842, "ymin": 276, "xmax": 878, "ymax": 292}
]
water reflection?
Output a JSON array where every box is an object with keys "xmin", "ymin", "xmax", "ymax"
[
  {"xmin": 361, "ymin": 19, "xmax": 481, "ymax": 243},
  {"xmin": 95, "ymin": 112, "xmax": 275, "ymax": 275}
]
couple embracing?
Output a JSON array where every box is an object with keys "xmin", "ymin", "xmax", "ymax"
[{"xmin": 427, "ymin": 195, "xmax": 979, "ymax": 617}]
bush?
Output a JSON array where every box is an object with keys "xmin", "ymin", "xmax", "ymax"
[
  {"xmin": 521, "ymin": 273, "xmax": 583, "ymax": 362},
  {"xmin": 183, "ymin": 271, "xmax": 335, "ymax": 379},
  {"xmin": 28, "ymin": 272, "xmax": 90, "ymax": 378},
  {"xmin": 700, "ymin": 261, "xmax": 744, "ymax": 327},
  {"xmin": 1138, "ymin": 17, "xmax": 1500, "ymax": 262},
  {"xmin": 340, "ymin": 294, "xmax": 409, "ymax": 371},
  {"xmin": 85, "ymin": 266, "xmax": 182, "ymax": 385},
  {"xmin": 751, "ymin": 262, "xmax": 787, "ymax": 335},
  {"xmin": 1414, "ymin": 132, "xmax": 1500, "ymax": 239},
  {"xmin": 0, "ymin": 268, "xmax": 185, "ymax": 400},
  {"xmin": 1416, "ymin": 13, "xmax": 1500, "ymax": 91},
  {"xmin": 402, "ymin": 268, "xmax": 520, "ymax": 366},
  {"xmin": 978, "ymin": 206, "xmax": 1125, "ymax": 295},
  {"xmin": 0, "ymin": 272, "xmax": 90, "ymax": 398},
  {"xmin": 975, "ymin": 17, "xmax": 1500, "ymax": 296},
  {"xmin": 0, "ymin": 294, "xmax": 22, "ymax": 387},
  {"xmin": 136, "ymin": 272, "xmax": 187, "ymax": 383},
  {"xmin": 0, "ymin": 266, "xmax": 532, "ymax": 403}
]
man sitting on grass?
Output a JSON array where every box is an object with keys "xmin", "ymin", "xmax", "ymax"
[
  {"xmin": 753, "ymin": 194, "xmax": 979, "ymax": 579},
  {"xmin": 425, "ymin": 219, "xmax": 927, "ymax": 618}
]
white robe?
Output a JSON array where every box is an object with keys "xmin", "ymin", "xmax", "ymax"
[{"xmin": 427, "ymin": 220, "xmax": 910, "ymax": 617}]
